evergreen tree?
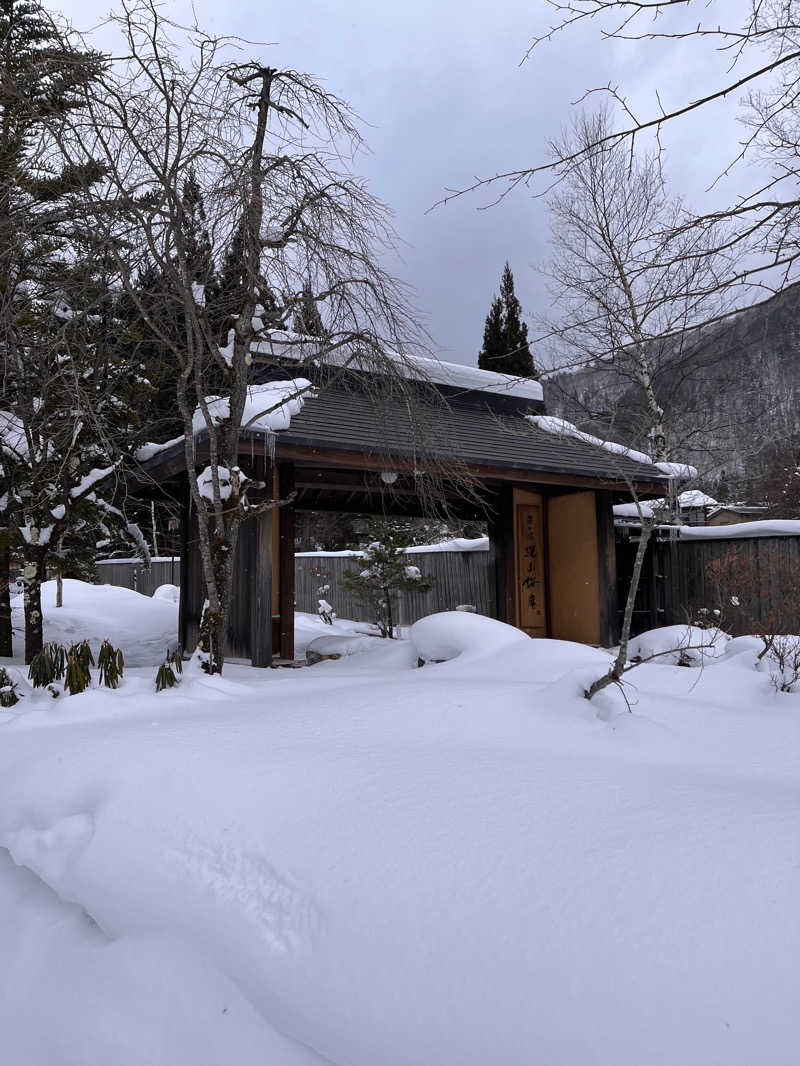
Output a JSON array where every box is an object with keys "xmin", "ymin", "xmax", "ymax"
[
  {"xmin": 341, "ymin": 519, "xmax": 434, "ymax": 638},
  {"xmin": 477, "ymin": 263, "xmax": 538, "ymax": 378},
  {"xmin": 478, "ymin": 296, "xmax": 504, "ymax": 373},
  {"xmin": 213, "ymin": 218, "xmax": 280, "ymax": 344},
  {"xmin": 0, "ymin": 0, "xmax": 147, "ymax": 661}
]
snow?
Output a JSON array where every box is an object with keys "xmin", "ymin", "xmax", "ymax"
[
  {"xmin": 70, "ymin": 465, "xmax": 115, "ymax": 498},
  {"xmin": 193, "ymin": 379, "xmax": 313, "ymax": 436},
  {"xmin": 627, "ymin": 624, "xmax": 730, "ymax": 666},
  {"xmin": 153, "ymin": 583, "xmax": 180, "ymax": 604},
  {"xmin": 19, "ymin": 523, "xmax": 54, "ymax": 545},
  {"xmin": 0, "ymin": 408, "xmax": 28, "ymax": 459},
  {"xmin": 0, "ymin": 616, "xmax": 798, "ymax": 1065},
  {"xmin": 296, "ymin": 536, "xmax": 489, "ymax": 559},
  {"xmin": 613, "ymin": 500, "xmax": 655, "ymax": 519},
  {"xmin": 197, "ymin": 465, "xmax": 245, "ymax": 502},
  {"xmin": 411, "ymin": 610, "xmax": 530, "ymax": 663},
  {"xmin": 134, "ymin": 436, "xmax": 183, "ymax": 462},
  {"xmin": 252, "ymin": 330, "xmax": 544, "ymax": 402},
  {"xmin": 680, "ymin": 519, "xmax": 800, "ymax": 540},
  {"xmin": 8, "ymin": 579, "xmax": 178, "ymax": 667},
  {"xmin": 677, "ymin": 489, "xmax": 718, "ymax": 507},
  {"xmin": 613, "ymin": 490, "xmax": 718, "ymax": 520},
  {"xmin": 528, "ymin": 415, "xmax": 698, "ymax": 478}
]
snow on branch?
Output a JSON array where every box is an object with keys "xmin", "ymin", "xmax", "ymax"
[{"xmin": 70, "ymin": 465, "xmax": 116, "ymax": 499}]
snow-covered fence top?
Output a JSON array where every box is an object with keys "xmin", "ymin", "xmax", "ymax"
[
  {"xmin": 295, "ymin": 540, "xmax": 494, "ymax": 627},
  {"xmin": 295, "ymin": 536, "xmax": 489, "ymax": 558},
  {"xmin": 678, "ymin": 520, "xmax": 800, "ymax": 540}
]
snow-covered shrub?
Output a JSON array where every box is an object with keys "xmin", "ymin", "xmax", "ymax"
[
  {"xmin": 767, "ymin": 635, "xmax": 800, "ymax": 693},
  {"xmin": 0, "ymin": 667, "xmax": 19, "ymax": 708},
  {"xmin": 311, "ymin": 568, "xmax": 336, "ymax": 624},
  {"xmin": 341, "ymin": 520, "xmax": 434, "ymax": 638},
  {"xmin": 155, "ymin": 648, "xmax": 183, "ymax": 692},
  {"xmin": 65, "ymin": 641, "xmax": 94, "ymax": 695},
  {"xmin": 97, "ymin": 640, "xmax": 125, "ymax": 689},
  {"xmin": 28, "ymin": 642, "xmax": 67, "ymax": 688}
]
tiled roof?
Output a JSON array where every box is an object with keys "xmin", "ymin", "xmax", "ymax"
[{"xmin": 277, "ymin": 386, "xmax": 664, "ymax": 485}]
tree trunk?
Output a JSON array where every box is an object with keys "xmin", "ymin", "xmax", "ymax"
[
  {"xmin": 585, "ymin": 517, "xmax": 653, "ymax": 700},
  {"xmin": 23, "ymin": 549, "xmax": 46, "ymax": 665},
  {"xmin": 0, "ymin": 533, "xmax": 11, "ymax": 657},
  {"xmin": 197, "ymin": 519, "xmax": 239, "ymax": 674},
  {"xmin": 56, "ymin": 570, "xmax": 63, "ymax": 609}
]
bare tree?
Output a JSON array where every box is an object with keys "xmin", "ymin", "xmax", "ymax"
[
  {"xmin": 544, "ymin": 110, "xmax": 731, "ymax": 466},
  {"xmin": 65, "ymin": 1, "xmax": 462, "ymax": 674},
  {"xmin": 438, "ymin": 1, "xmax": 800, "ymax": 309}
]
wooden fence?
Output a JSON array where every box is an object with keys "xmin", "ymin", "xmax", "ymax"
[
  {"xmin": 619, "ymin": 531, "xmax": 800, "ymax": 636},
  {"xmin": 96, "ymin": 557, "xmax": 180, "ymax": 598},
  {"xmin": 294, "ymin": 548, "xmax": 495, "ymax": 626}
]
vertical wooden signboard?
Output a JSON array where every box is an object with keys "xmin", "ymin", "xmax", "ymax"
[{"xmin": 514, "ymin": 489, "xmax": 548, "ymax": 638}]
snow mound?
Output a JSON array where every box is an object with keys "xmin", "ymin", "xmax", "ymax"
[
  {"xmin": 153, "ymin": 583, "xmax": 180, "ymax": 604},
  {"xmin": 628, "ymin": 624, "xmax": 729, "ymax": 666},
  {"xmin": 411, "ymin": 611, "xmax": 530, "ymax": 664},
  {"xmin": 10, "ymin": 579, "xmax": 178, "ymax": 667},
  {"xmin": 306, "ymin": 633, "xmax": 377, "ymax": 661}
]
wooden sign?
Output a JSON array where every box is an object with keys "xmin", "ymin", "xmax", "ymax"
[{"xmin": 515, "ymin": 494, "xmax": 547, "ymax": 637}]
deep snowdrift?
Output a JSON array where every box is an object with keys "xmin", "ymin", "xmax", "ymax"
[
  {"xmin": 9, "ymin": 579, "xmax": 178, "ymax": 666},
  {"xmin": 0, "ymin": 613, "xmax": 798, "ymax": 1065}
]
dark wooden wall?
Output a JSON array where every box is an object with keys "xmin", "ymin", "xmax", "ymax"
[{"xmin": 617, "ymin": 532, "xmax": 800, "ymax": 636}]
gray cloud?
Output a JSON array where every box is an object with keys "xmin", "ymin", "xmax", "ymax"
[{"xmin": 63, "ymin": 0, "xmax": 759, "ymax": 367}]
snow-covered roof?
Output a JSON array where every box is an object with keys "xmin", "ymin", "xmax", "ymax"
[
  {"xmin": 192, "ymin": 379, "xmax": 313, "ymax": 436},
  {"xmin": 135, "ymin": 379, "xmax": 313, "ymax": 463},
  {"xmin": 528, "ymin": 416, "xmax": 697, "ymax": 480},
  {"xmin": 613, "ymin": 490, "xmax": 718, "ymax": 520},
  {"xmin": 250, "ymin": 331, "xmax": 544, "ymax": 403}
]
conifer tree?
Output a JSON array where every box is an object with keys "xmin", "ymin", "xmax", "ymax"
[
  {"xmin": 213, "ymin": 218, "xmax": 280, "ymax": 343},
  {"xmin": 478, "ymin": 296, "xmax": 504, "ymax": 373},
  {"xmin": 477, "ymin": 263, "xmax": 538, "ymax": 378},
  {"xmin": 0, "ymin": 0, "xmax": 146, "ymax": 661}
]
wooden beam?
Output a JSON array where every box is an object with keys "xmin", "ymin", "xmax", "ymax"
[{"xmin": 272, "ymin": 442, "xmax": 665, "ymax": 495}]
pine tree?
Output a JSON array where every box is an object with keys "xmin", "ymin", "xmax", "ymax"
[
  {"xmin": 477, "ymin": 263, "xmax": 538, "ymax": 378},
  {"xmin": 478, "ymin": 296, "xmax": 504, "ymax": 373},
  {"xmin": 0, "ymin": 0, "xmax": 109, "ymax": 661},
  {"xmin": 213, "ymin": 218, "xmax": 280, "ymax": 344},
  {"xmin": 341, "ymin": 519, "xmax": 434, "ymax": 638}
]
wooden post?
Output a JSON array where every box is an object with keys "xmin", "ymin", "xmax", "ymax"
[
  {"xmin": 278, "ymin": 462, "xmax": 295, "ymax": 660},
  {"xmin": 488, "ymin": 485, "xmax": 514, "ymax": 625},
  {"xmin": 179, "ymin": 476, "xmax": 204, "ymax": 654},
  {"xmin": 250, "ymin": 507, "xmax": 273, "ymax": 667},
  {"xmin": 595, "ymin": 490, "xmax": 618, "ymax": 646}
]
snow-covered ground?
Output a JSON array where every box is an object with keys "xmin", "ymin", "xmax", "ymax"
[{"xmin": 1, "ymin": 589, "xmax": 798, "ymax": 1065}]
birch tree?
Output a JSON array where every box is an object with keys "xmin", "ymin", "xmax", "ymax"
[{"xmin": 544, "ymin": 110, "xmax": 727, "ymax": 466}]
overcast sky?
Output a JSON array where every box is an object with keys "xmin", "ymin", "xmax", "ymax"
[{"xmin": 62, "ymin": 0, "xmax": 755, "ymax": 368}]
